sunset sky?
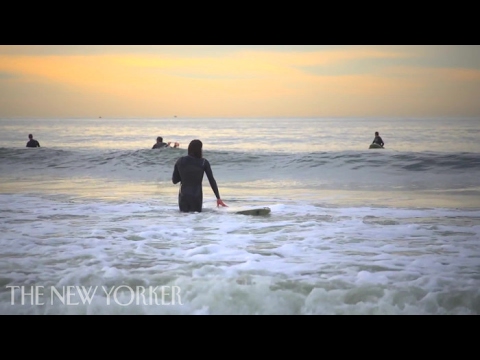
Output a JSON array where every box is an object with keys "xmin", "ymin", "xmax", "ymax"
[{"xmin": 1, "ymin": 45, "xmax": 479, "ymax": 119}]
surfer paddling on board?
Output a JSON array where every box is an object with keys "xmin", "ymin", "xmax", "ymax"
[
  {"xmin": 172, "ymin": 139, "xmax": 227, "ymax": 212},
  {"xmin": 152, "ymin": 136, "xmax": 179, "ymax": 149},
  {"xmin": 371, "ymin": 131, "xmax": 384, "ymax": 147}
]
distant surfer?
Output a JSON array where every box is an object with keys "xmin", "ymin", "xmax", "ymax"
[
  {"xmin": 152, "ymin": 136, "xmax": 179, "ymax": 149},
  {"xmin": 371, "ymin": 131, "xmax": 384, "ymax": 147},
  {"xmin": 26, "ymin": 134, "xmax": 40, "ymax": 148},
  {"xmin": 172, "ymin": 139, "xmax": 227, "ymax": 212}
]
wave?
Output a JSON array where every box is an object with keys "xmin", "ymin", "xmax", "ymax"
[{"xmin": 1, "ymin": 147, "xmax": 479, "ymax": 191}]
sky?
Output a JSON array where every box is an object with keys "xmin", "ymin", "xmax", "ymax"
[{"xmin": 0, "ymin": 45, "xmax": 479, "ymax": 119}]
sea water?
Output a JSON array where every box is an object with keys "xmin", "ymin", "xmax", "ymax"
[{"xmin": 0, "ymin": 117, "xmax": 479, "ymax": 314}]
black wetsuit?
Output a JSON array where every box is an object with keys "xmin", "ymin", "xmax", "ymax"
[
  {"xmin": 372, "ymin": 136, "xmax": 384, "ymax": 147},
  {"xmin": 152, "ymin": 142, "xmax": 168, "ymax": 149},
  {"xmin": 172, "ymin": 155, "xmax": 221, "ymax": 212},
  {"xmin": 26, "ymin": 139, "xmax": 40, "ymax": 148}
]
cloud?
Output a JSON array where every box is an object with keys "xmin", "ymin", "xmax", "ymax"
[{"xmin": 0, "ymin": 45, "xmax": 479, "ymax": 118}]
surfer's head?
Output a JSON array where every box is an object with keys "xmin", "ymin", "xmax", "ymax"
[
  {"xmin": 156, "ymin": 136, "xmax": 163, "ymax": 143},
  {"xmin": 188, "ymin": 139, "xmax": 203, "ymax": 159},
  {"xmin": 28, "ymin": 134, "xmax": 33, "ymax": 139},
  {"xmin": 375, "ymin": 132, "xmax": 379, "ymax": 136}
]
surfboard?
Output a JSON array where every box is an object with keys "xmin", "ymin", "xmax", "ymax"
[
  {"xmin": 234, "ymin": 207, "xmax": 271, "ymax": 216},
  {"xmin": 217, "ymin": 206, "xmax": 271, "ymax": 216},
  {"xmin": 369, "ymin": 143, "xmax": 384, "ymax": 149}
]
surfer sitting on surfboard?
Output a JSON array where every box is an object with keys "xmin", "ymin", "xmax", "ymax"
[
  {"xmin": 152, "ymin": 136, "xmax": 179, "ymax": 149},
  {"xmin": 172, "ymin": 139, "xmax": 227, "ymax": 212},
  {"xmin": 371, "ymin": 131, "xmax": 384, "ymax": 147}
]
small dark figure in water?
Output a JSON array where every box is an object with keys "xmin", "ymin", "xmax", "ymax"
[
  {"xmin": 152, "ymin": 136, "xmax": 179, "ymax": 149},
  {"xmin": 26, "ymin": 134, "xmax": 40, "ymax": 148},
  {"xmin": 372, "ymin": 131, "xmax": 384, "ymax": 147},
  {"xmin": 172, "ymin": 139, "xmax": 227, "ymax": 212}
]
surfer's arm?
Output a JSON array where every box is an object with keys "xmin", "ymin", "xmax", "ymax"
[
  {"xmin": 204, "ymin": 161, "xmax": 227, "ymax": 207},
  {"xmin": 203, "ymin": 160, "xmax": 221, "ymax": 199},
  {"xmin": 172, "ymin": 162, "xmax": 181, "ymax": 184}
]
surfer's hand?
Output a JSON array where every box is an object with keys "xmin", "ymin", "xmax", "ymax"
[{"xmin": 217, "ymin": 199, "xmax": 228, "ymax": 207}]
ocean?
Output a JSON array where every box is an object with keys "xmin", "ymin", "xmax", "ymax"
[{"xmin": 1, "ymin": 117, "xmax": 479, "ymax": 314}]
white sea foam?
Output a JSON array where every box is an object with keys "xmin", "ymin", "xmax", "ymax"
[{"xmin": 1, "ymin": 192, "xmax": 479, "ymax": 314}]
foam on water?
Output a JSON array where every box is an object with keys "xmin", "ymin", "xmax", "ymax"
[{"xmin": 1, "ymin": 193, "xmax": 479, "ymax": 314}]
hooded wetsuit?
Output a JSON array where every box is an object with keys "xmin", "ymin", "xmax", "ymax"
[{"xmin": 172, "ymin": 155, "xmax": 220, "ymax": 212}]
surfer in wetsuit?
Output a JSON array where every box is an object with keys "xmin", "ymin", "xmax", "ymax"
[
  {"xmin": 372, "ymin": 131, "xmax": 384, "ymax": 147},
  {"xmin": 152, "ymin": 136, "xmax": 179, "ymax": 149},
  {"xmin": 26, "ymin": 134, "xmax": 40, "ymax": 148},
  {"xmin": 172, "ymin": 139, "xmax": 227, "ymax": 212}
]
